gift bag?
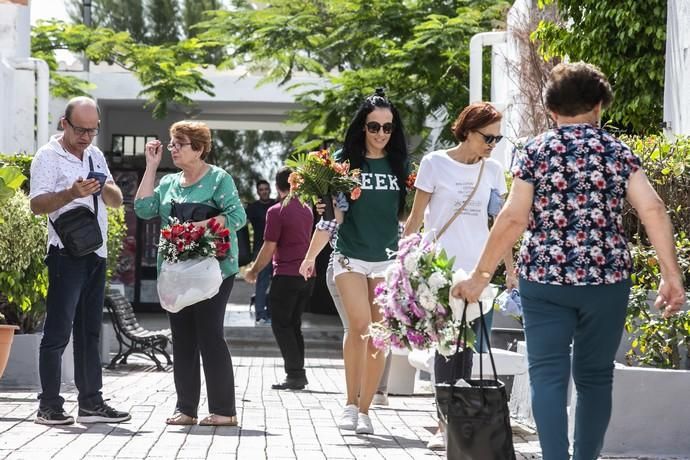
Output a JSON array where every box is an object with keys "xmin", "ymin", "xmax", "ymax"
[
  {"xmin": 157, "ymin": 258, "xmax": 223, "ymax": 313},
  {"xmin": 435, "ymin": 304, "xmax": 516, "ymax": 460}
]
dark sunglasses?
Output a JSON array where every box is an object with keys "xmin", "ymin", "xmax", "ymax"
[
  {"xmin": 365, "ymin": 121, "xmax": 394, "ymax": 134},
  {"xmin": 476, "ymin": 130, "xmax": 503, "ymax": 145}
]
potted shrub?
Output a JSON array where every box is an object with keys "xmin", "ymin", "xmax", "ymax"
[
  {"xmin": 0, "ymin": 190, "xmax": 50, "ymax": 388},
  {"xmin": 0, "ymin": 163, "xmax": 26, "ymax": 379}
]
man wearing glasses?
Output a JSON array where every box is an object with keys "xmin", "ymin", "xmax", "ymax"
[{"xmin": 29, "ymin": 96, "xmax": 130, "ymax": 425}]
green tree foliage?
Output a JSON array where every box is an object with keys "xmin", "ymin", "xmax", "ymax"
[
  {"xmin": 208, "ymin": 130, "xmax": 297, "ymax": 202},
  {"xmin": 147, "ymin": 0, "xmax": 181, "ymax": 45},
  {"xmin": 67, "ymin": 0, "xmax": 147, "ymax": 43},
  {"xmin": 197, "ymin": 0, "xmax": 510, "ymax": 148},
  {"xmin": 31, "ymin": 20, "xmax": 219, "ymax": 118},
  {"xmin": 532, "ymin": 0, "xmax": 667, "ymax": 134},
  {"xmin": 37, "ymin": 1, "xmax": 509, "ymax": 144},
  {"xmin": 183, "ymin": 0, "xmax": 223, "ymax": 38}
]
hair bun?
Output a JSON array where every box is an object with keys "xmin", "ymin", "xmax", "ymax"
[{"xmin": 374, "ymin": 87, "xmax": 386, "ymax": 97}]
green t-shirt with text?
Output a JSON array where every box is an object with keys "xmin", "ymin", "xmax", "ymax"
[{"xmin": 335, "ymin": 157, "xmax": 400, "ymax": 262}]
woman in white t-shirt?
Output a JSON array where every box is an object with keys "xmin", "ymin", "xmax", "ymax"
[{"xmin": 402, "ymin": 101, "xmax": 517, "ymax": 449}]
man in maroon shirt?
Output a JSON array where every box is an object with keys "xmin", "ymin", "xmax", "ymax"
[{"xmin": 245, "ymin": 167, "xmax": 314, "ymax": 390}]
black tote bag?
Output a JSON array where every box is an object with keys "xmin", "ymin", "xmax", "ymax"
[{"xmin": 435, "ymin": 303, "xmax": 516, "ymax": 460}]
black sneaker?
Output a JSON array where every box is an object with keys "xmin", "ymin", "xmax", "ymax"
[
  {"xmin": 271, "ymin": 377, "xmax": 308, "ymax": 390},
  {"xmin": 76, "ymin": 402, "xmax": 131, "ymax": 423},
  {"xmin": 35, "ymin": 407, "xmax": 75, "ymax": 425}
]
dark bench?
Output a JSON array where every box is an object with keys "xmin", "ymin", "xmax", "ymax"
[{"xmin": 104, "ymin": 289, "xmax": 172, "ymax": 371}]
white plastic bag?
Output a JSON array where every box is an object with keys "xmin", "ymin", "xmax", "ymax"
[{"xmin": 157, "ymin": 258, "xmax": 223, "ymax": 313}]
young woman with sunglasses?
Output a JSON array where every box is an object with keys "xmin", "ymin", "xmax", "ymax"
[
  {"xmin": 402, "ymin": 101, "xmax": 517, "ymax": 449},
  {"xmin": 300, "ymin": 89, "xmax": 408, "ymax": 434}
]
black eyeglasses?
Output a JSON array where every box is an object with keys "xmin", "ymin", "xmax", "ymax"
[
  {"xmin": 167, "ymin": 141, "xmax": 192, "ymax": 151},
  {"xmin": 475, "ymin": 130, "xmax": 503, "ymax": 145},
  {"xmin": 64, "ymin": 118, "xmax": 99, "ymax": 137},
  {"xmin": 365, "ymin": 121, "xmax": 394, "ymax": 134}
]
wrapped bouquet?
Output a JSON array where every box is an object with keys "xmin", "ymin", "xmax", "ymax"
[
  {"xmin": 285, "ymin": 149, "xmax": 361, "ymax": 219},
  {"xmin": 157, "ymin": 218, "xmax": 230, "ymax": 313},
  {"xmin": 369, "ymin": 234, "xmax": 472, "ymax": 357}
]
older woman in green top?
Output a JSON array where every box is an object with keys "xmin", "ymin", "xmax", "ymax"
[{"xmin": 134, "ymin": 120, "xmax": 246, "ymax": 427}]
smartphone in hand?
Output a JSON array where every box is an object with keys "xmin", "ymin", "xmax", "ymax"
[{"xmin": 86, "ymin": 171, "xmax": 107, "ymax": 196}]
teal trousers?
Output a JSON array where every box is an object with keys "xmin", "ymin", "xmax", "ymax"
[{"xmin": 520, "ymin": 278, "xmax": 631, "ymax": 460}]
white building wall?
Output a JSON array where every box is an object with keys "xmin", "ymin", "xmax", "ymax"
[
  {"xmin": 664, "ymin": 0, "xmax": 690, "ymax": 136},
  {"xmin": 0, "ymin": 0, "xmax": 47, "ymax": 154}
]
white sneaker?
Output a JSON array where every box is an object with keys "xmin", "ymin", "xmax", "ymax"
[
  {"xmin": 338, "ymin": 404, "xmax": 358, "ymax": 430},
  {"xmin": 427, "ymin": 430, "xmax": 446, "ymax": 450},
  {"xmin": 371, "ymin": 392, "xmax": 389, "ymax": 406},
  {"xmin": 355, "ymin": 413, "xmax": 374, "ymax": 434}
]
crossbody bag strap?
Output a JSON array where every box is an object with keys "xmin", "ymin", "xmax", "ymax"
[
  {"xmin": 435, "ymin": 159, "xmax": 485, "ymax": 241},
  {"xmin": 88, "ymin": 155, "xmax": 98, "ymax": 218}
]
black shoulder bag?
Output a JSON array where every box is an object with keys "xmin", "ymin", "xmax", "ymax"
[
  {"xmin": 49, "ymin": 157, "xmax": 103, "ymax": 257},
  {"xmin": 435, "ymin": 303, "xmax": 516, "ymax": 460}
]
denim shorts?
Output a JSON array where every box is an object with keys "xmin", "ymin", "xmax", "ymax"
[{"xmin": 332, "ymin": 252, "xmax": 393, "ymax": 279}]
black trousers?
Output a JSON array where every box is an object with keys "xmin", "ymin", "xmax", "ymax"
[
  {"xmin": 168, "ymin": 275, "xmax": 236, "ymax": 417},
  {"xmin": 268, "ymin": 275, "xmax": 315, "ymax": 380}
]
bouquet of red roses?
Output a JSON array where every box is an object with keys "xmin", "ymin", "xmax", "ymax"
[
  {"xmin": 159, "ymin": 218, "xmax": 230, "ymax": 263},
  {"xmin": 157, "ymin": 217, "xmax": 229, "ymax": 312}
]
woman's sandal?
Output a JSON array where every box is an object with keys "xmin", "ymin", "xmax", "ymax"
[
  {"xmin": 165, "ymin": 412, "xmax": 198, "ymax": 425},
  {"xmin": 198, "ymin": 414, "xmax": 238, "ymax": 426}
]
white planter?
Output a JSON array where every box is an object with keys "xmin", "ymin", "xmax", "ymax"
[
  {"xmin": 591, "ymin": 363, "xmax": 690, "ymax": 457},
  {"xmin": 0, "ymin": 333, "xmax": 74, "ymax": 389}
]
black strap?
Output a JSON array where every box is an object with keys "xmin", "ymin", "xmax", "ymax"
[
  {"xmin": 49, "ymin": 155, "xmax": 99, "ymax": 229},
  {"xmin": 451, "ymin": 300, "xmax": 499, "ymax": 386}
]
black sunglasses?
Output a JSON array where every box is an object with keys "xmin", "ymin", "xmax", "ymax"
[
  {"xmin": 475, "ymin": 130, "xmax": 503, "ymax": 145},
  {"xmin": 365, "ymin": 121, "xmax": 394, "ymax": 134}
]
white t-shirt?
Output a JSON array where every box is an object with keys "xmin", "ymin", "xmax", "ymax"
[
  {"xmin": 29, "ymin": 135, "xmax": 113, "ymax": 258},
  {"xmin": 414, "ymin": 150, "xmax": 507, "ymax": 271}
]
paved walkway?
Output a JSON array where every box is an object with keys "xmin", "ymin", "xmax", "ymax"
[
  {"xmin": 0, "ymin": 352, "xmax": 546, "ymax": 460},
  {"xmin": 2, "ymin": 351, "xmax": 683, "ymax": 460}
]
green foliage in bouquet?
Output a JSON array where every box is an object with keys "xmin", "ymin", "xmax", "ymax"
[{"xmin": 285, "ymin": 149, "xmax": 361, "ymax": 205}]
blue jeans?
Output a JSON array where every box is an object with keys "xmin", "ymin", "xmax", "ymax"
[
  {"xmin": 520, "ymin": 278, "xmax": 631, "ymax": 460},
  {"xmin": 254, "ymin": 264, "xmax": 272, "ymax": 321},
  {"xmin": 39, "ymin": 246, "xmax": 106, "ymax": 410}
]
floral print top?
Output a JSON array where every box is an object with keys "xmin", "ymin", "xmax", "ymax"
[{"xmin": 511, "ymin": 124, "xmax": 642, "ymax": 285}]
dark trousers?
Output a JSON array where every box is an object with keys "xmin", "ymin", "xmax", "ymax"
[
  {"xmin": 268, "ymin": 275, "xmax": 314, "ymax": 380},
  {"xmin": 168, "ymin": 275, "xmax": 236, "ymax": 418},
  {"xmin": 520, "ymin": 279, "xmax": 630, "ymax": 460},
  {"xmin": 39, "ymin": 246, "xmax": 106, "ymax": 410}
]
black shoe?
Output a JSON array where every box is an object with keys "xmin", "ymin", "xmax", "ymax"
[
  {"xmin": 35, "ymin": 407, "xmax": 75, "ymax": 425},
  {"xmin": 76, "ymin": 402, "xmax": 131, "ymax": 423},
  {"xmin": 271, "ymin": 378, "xmax": 308, "ymax": 390}
]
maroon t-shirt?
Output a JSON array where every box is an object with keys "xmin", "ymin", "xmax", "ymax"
[{"xmin": 263, "ymin": 198, "xmax": 314, "ymax": 276}]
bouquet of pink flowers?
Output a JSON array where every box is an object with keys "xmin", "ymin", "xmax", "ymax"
[{"xmin": 369, "ymin": 233, "xmax": 477, "ymax": 357}]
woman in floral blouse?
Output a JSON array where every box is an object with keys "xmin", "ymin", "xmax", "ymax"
[{"xmin": 454, "ymin": 62, "xmax": 685, "ymax": 460}]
